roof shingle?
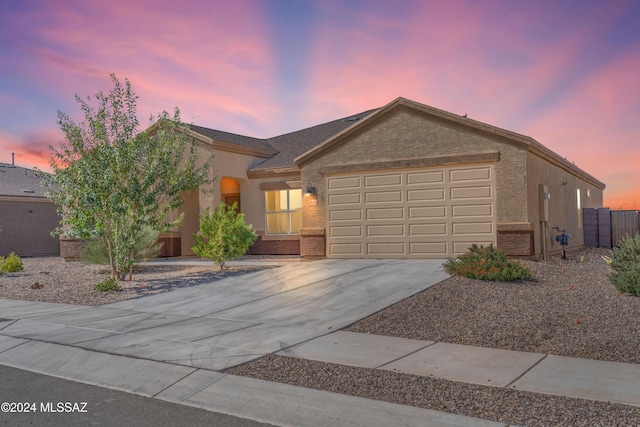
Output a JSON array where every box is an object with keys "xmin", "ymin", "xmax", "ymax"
[
  {"xmin": 0, "ymin": 163, "xmax": 50, "ymax": 198},
  {"xmin": 187, "ymin": 109, "xmax": 379, "ymax": 171}
]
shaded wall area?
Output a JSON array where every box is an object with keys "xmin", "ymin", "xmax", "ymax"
[{"xmin": 0, "ymin": 199, "xmax": 60, "ymax": 256}]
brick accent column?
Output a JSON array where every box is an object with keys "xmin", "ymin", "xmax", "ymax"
[
  {"xmin": 497, "ymin": 230, "xmax": 534, "ymax": 257},
  {"xmin": 300, "ymin": 228, "xmax": 326, "ymax": 257},
  {"xmin": 59, "ymin": 238, "xmax": 85, "ymax": 261}
]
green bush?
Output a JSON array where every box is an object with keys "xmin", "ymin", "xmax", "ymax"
[
  {"xmin": 82, "ymin": 226, "xmax": 163, "ymax": 265},
  {"xmin": 82, "ymin": 226, "xmax": 164, "ymax": 280},
  {"xmin": 608, "ymin": 233, "xmax": 640, "ymax": 296},
  {"xmin": 192, "ymin": 202, "xmax": 258, "ymax": 270},
  {"xmin": 444, "ymin": 244, "xmax": 532, "ymax": 282},
  {"xmin": 0, "ymin": 252, "xmax": 24, "ymax": 273},
  {"xmin": 94, "ymin": 276, "xmax": 119, "ymax": 292}
]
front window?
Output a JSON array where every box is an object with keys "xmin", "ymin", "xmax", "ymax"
[{"xmin": 265, "ymin": 189, "xmax": 302, "ymax": 234}]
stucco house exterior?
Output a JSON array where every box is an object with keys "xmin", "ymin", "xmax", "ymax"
[
  {"xmin": 0, "ymin": 161, "xmax": 60, "ymax": 257},
  {"xmin": 165, "ymin": 97, "xmax": 605, "ymax": 259}
]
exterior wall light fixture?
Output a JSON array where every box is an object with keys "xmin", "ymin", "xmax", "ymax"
[{"xmin": 303, "ymin": 185, "xmax": 316, "ymax": 197}]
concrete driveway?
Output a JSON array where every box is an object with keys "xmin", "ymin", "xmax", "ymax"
[{"xmin": 0, "ymin": 259, "xmax": 448, "ymax": 370}]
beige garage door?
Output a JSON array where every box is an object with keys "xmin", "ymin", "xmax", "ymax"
[{"xmin": 326, "ymin": 164, "xmax": 496, "ymax": 258}]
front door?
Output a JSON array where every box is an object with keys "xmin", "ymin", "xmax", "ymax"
[{"xmin": 225, "ymin": 195, "xmax": 241, "ymax": 212}]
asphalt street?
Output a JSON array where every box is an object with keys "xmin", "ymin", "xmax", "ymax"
[{"xmin": 0, "ymin": 365, "xmax": 275, "ymax": 427}]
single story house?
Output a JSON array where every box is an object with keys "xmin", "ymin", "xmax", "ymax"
[
  {"xmin": 0, "ymin": 160, "xmax": 60, "ymax": 257},
  {"xmin": 162, "ymin": 97, "xmax": 605, "ymax": 259}
]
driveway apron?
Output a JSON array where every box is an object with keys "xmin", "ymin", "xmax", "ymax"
[{"xmin": 0, "ymin": 259, "xmax": 448, "ymax": 371}]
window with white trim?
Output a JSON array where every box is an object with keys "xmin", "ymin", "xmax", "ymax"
[{"xmin": 265, "ymin": 189, "xmax": 302, "ymax": 234}]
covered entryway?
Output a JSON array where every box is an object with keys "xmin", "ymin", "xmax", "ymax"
[
  {"xmin": 326, "ymin": 164, "xmax": 496, "ymax": 258},
  {"xmin": 220, "ymin": 177, "xmax": 241, "ymax": 212}
]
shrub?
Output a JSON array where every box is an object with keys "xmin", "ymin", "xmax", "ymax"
[
  {"xmin": 192, "ymin": 202, "xmax": 258, "ymax": 270},
  {"xmin": 82, "ymin": 227, "xmax": 164, "ymax": 279},
  {"xmin": 608, "ymin": 233, "xmax": 640, "ymax": 296},
  {"xmin": 94, "ymin": 276, "xmax": 119, "ymax": 292},
  {"xmin": 0, "ymin": 252, "xmax": 24, "ymax": 273},
  {"xmin": 444, "ymin": 244, "xmax": 532, "ymax": 282}
]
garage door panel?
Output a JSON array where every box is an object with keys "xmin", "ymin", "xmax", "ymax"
[
  {"xmin": 450, "ymin": 186, "xmax": 492, "ymax": 200},
  {"xmin": 409, "ymin": 206, "xmax": 447, "ymax": 218},
  {"xmin": 452, "ymin": 222, "xmax": 493, "ymax": 235},
  {"xmin": 330, "ymin": 225, "xmax": 362, "ymax": 237},
  {"xmin": 328, "ymin": 176, "xmax": 361, "ymax": 189},
  {"xmin": 330, "ymin": 209, "xmax": 362, "ymax": 221},
  {"xmin": 453, "ymin": 241, "xmax": 493, "ymax": 254},
  {"xmin": 410, "ymin": 223, "xmax": 447, "ymax": 235},
  {"xmin": 452, "ymin": 204, "xmax": 493, "ymax": 217},
  {"xmin": 329, "ymin": 193, "xmax": 361, "ymax": 205},
  {"xmin": 365, "ymin": 174, "xmax": 402, "ymax": 187},
  {"xmin": 408, "ymin": 188, "xmax": 445, "ymax": 201},
  {"xmin": 365, "ymin": 190, "xmax": 402, "ymax": 203},
  {"xmin": 367, "ymin": 242, "xmax": 405, "ymax": 255},
  {"xmin": 330, "ymin": 243, "xmax": 363, "ymax": 255},
  {"xmin": 410, "ymin": 242, "xmax": 448, "ymax": 256},
  {"xmin": 407, "ymin": 171, "xmax": 444, "ymax": 184},
  {"xmin": 366, "ymin": 207, "xmax": 404, "ymax": 220},
  {"xmin": 450, "ymin": 167, "xmax": 491, "ymax": 182},
  {"xmin": 367, "ymin": 224, "xmax": 404, "ymax": 236}
]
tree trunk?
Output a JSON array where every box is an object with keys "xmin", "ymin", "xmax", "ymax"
[
  {"xmin": 107, "ymin": 239, "xmax": 118, "ymax": 280},
  {"xmin": 129, "ymin": 248, "xmax": 134, "ymax": 280}
]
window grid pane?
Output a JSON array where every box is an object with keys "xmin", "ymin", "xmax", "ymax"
[
  {"xmin": 290, "ymin": 211, "xmax": 302, "ymax": 234},
  {"xmin": 266, "ymin": 212, "xmax": 289, "ymax": 234},
  {"xmin": 266, "ymin": 191, "xmax": 288, "ymax": 212},
  {"xmin": 265, "ymin": 189, "xmax": 301, "ymax": 235},
  {"xmin": 289, "ymin": 190, "xmax": 302, "ymax": 210}
]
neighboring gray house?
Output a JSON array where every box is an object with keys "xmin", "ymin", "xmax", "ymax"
[{"xmin": 0, "ymin": 161, "xmax": 60, "ymax": 256}]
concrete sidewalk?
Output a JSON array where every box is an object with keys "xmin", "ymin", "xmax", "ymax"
[
  {"xmin": 281, "ymin": 330, "xmax": 640, "ymax": 408},
  {"xmin": 0, "ymin": 329, "xmax": 509, "ymax": 427}
]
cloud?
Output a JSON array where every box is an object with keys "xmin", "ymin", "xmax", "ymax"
[
  {"xmin": 0, "ymin": 129, "xmax": 61, "ymax": 171},
  {"xmin": 4, "ymin": 0, "xmax": 281, "ymax": 136}
]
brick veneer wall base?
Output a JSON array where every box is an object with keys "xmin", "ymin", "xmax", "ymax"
[
  {"xmin": 59, "ymin": 238, "xmax": 85, "ymax": 261},
  {"xmin": 248, "ymin": 236, "xmax": 300, "ymax": 255},
  {"xmin": 497, "ymin": 230, "xmax": 534, "ymax": 257},
  {"xmin": 300, "ymin": 235, "xmax": 325, "ymax": 257},
  {"xmin": 158, "ymin": 237, "xmax": 182, "ymax": 257}
]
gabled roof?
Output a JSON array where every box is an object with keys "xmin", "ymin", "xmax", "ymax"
[
  {"xmin": 0, "ymin": 163, "xmax": 50, "ymax": 198},
  {"xmin": 187, "ymin": 97, "xmax": 604, "ymax": 190},
  {"xmin": 253, "ymin": 109, "xmax": 378, "ymax": 171},
  {"xmin": 294, "ymin": 97, "xmax": 605, "ymax": 190},
  {"xmin": 187, "ymin": 109, "xmax": 378, "ymax": 174},
  {"xmin": 187, "ymin": 124, "xmax": 274, "ymax": 152},
  {"xmin": 295, "ymin": 97, "xmax": 538, "ymax": 166}
]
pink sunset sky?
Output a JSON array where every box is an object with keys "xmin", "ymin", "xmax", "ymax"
[{"xmin": 1, "ymin": 0, "xmax": 638, "ymax": 208}]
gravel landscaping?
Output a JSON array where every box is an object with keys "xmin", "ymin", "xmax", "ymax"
[
  {"xmin": 347, "ymin": 246, "xmax": 640, "ymax": 365},
  {"xmin": 3, "ymin": 247, "xmax": 640, "ymax": 425},
  {"xmin": 0, "ymin": 257, "xmax": 271, "ymax": 306}
]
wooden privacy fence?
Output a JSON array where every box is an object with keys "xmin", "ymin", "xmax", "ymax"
[
  {"xmin": 584, "ymin": 208, "xmax": 640, "ymax": 248},
  {"xmin": 611, "ymin": 210, "xmax": 640, "ymax": 246}
]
